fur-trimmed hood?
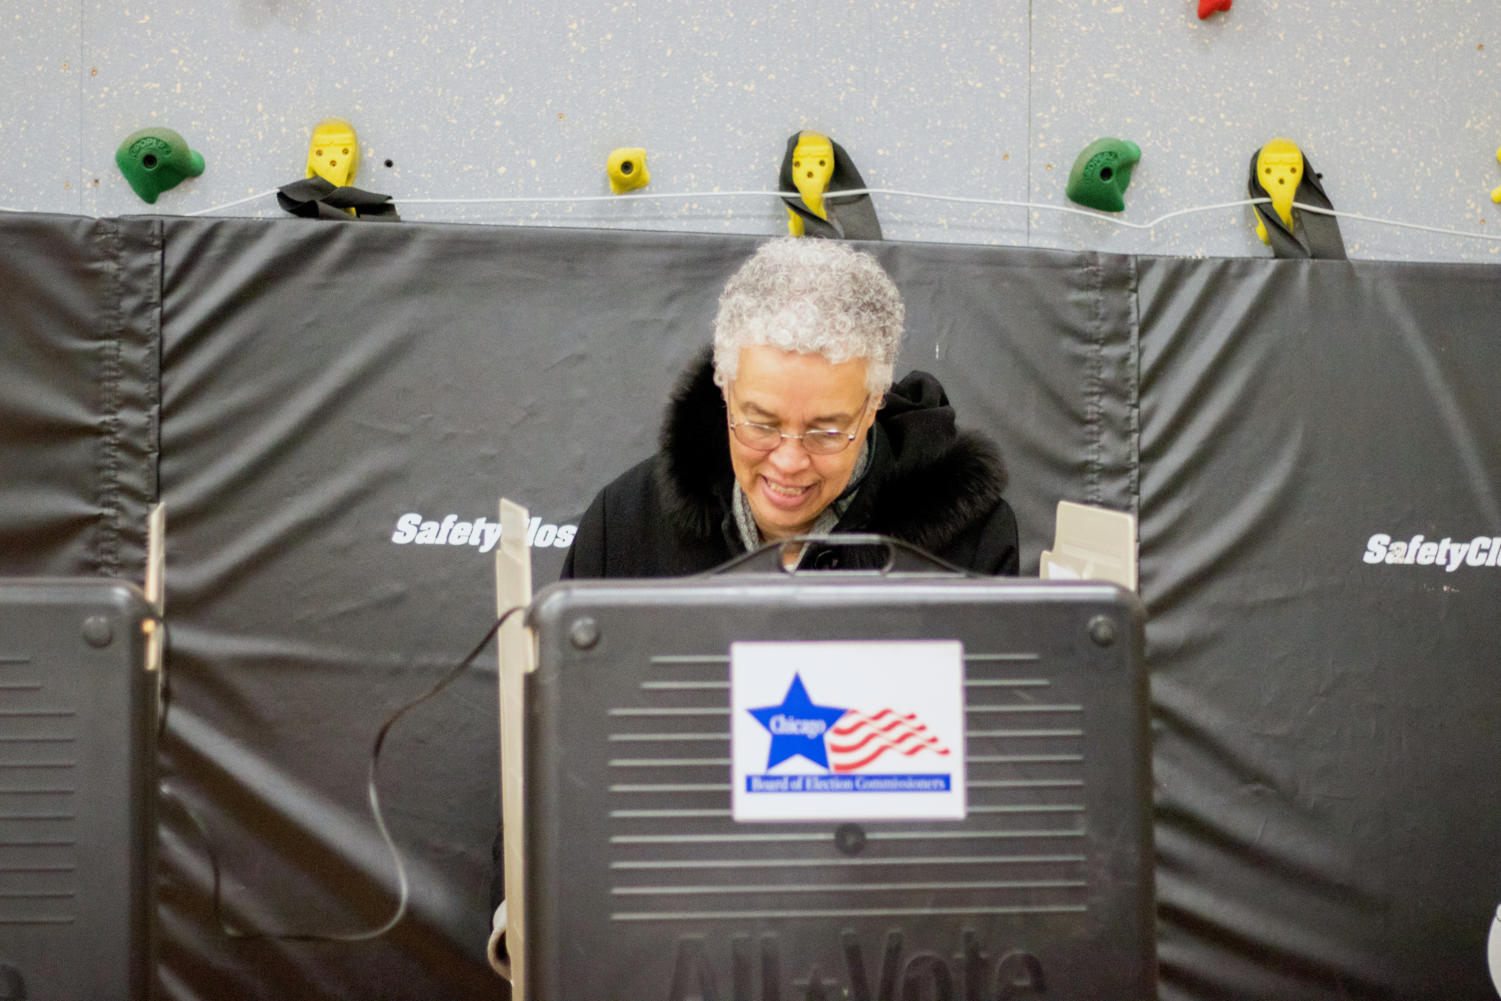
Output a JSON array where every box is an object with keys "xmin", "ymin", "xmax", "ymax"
[{"xmin": 654, "ymin": 348, "xmax": 1009, "ymax": 555}]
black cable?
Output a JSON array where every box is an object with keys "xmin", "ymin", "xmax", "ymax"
[
  {"xmin": 154, "ymin": 617, "xmax": 172, "ymax": 743},
  {"xmin": 162, "ymin": 608, "xmax": 522, "ymax": 942}
]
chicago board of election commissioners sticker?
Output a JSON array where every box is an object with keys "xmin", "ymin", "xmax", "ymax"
[{"xmin": 730, "ymin": 640, "xmax": 967, "ymax": 822}]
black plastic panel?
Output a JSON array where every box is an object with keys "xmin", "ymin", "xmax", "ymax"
[
  {"xmin": 0, "ymin": 579, "xmax": 157, "ymax": 1001},
  {"xmin": 525, "ymin": 575, "xmax": 1152, "ymax": 1001}
]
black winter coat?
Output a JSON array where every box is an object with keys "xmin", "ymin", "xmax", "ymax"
[{"xmin": 562, "ymin": 351, "xmax": 1019, "ymax": 578}]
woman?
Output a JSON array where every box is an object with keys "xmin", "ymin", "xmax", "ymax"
[{"xmin": 562, "ymin": 237, "xmax": 1019, "ymax": 577}]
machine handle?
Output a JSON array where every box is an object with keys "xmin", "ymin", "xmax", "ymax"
[{"xmin": 707, "ymin": 533, "xmax": 977, "ymax": 577}]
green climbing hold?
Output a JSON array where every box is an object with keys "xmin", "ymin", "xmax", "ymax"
[
  {"xmin": 1065, "ymin": 138, "xmax": 1141, "ymax": 213},
  {"xmin": 114, "ymin": 127, "xmax": 205, "ymax": 204}
]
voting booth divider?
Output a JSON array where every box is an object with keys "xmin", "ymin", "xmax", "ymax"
[{"xmin": 1, "ymin": 211, "xmax": 1498, "ymax": 1000}]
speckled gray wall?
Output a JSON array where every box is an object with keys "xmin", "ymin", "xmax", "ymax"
[{"xmin": 3, "ymin": 0, "xmax": 1497, "ymax": 261}]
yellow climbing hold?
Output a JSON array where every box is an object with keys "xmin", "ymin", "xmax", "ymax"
[
  {"xmin": 607, "ymin": 147, "xmax": 650, "ymax": 194},
  {"xmin": 307, "ymin": 118, "xmax": 359, "ymax": 188},
  {"xmin": 1254, "ymin": 138, "xmax": 1303, "ymax": 244},
  {"xmin": 786, "ymin": 131, "xmax": 835, "ymax": 237}
]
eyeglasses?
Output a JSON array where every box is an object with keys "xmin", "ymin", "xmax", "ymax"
[{"xmin": 727, "ymin": 395, "xmax": 870, "ymax": 456}]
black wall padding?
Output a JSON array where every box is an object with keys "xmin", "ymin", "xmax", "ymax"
[
  {"xmin": 0, "ymin": 213, "xmax": 159, "ymax": 579},
  {"xmin": 151, "ymin": 218, "xmax": 1127, "ymax": 1001},
  {"xmin": 1139, "ymin": 258, "xmax": 1501, "ymax": 1001},
  {"xmin": 1, "ymin": 211, "xmax": 1499, "ymax": 1001}
]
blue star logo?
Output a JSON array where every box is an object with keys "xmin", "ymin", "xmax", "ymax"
[{"xmin": 747, "ymin": 674, "xmax": 849, "ymax": 771}]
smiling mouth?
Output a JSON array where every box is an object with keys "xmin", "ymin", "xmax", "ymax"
[
  {"xmin": 760, "ymin": 477, "xmax": 814, "ymax": 507},
  {"xmin": 765, "ymin": 480, "xmax": 809, "ymax": 496}
]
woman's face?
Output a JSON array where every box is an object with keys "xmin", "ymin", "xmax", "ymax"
[{"xmin": 724, "ymin": 344, "xmax": 877, "ymax": 542}]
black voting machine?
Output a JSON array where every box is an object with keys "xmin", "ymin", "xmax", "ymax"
[
  {"xmin": 0, "ymin": 580, "xmax": 158, "ymax": 1001},
  {"xmin": 514, "ymin": 553, "xmax": 1153, "ymax": 1001}
]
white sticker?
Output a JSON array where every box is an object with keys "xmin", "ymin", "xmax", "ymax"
[{"xmin": 730, "ymin": 641, "xmax": 967, "ymax": 822}]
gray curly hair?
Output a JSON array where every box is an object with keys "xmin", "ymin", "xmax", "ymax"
[{"xmin": 712, "ymin": 238, "xmax": 905, "ymax": 395}]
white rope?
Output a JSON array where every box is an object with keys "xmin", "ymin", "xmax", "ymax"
[
  {"xmin": 401, "ymin": 188, "xmax": 777, "ymax": 205},
  {"xmin": 16, "ymin": 184, "xmax": 1501, "ymax": 245},
  {"xmin": 185, "ymin": 188, "xmax": 281, "ymax": 216},
  {"xmin": 847, "ymin": 188, "xmax": 1276, "ymax": 231},
  {"xmin": 1288, "ymin": 202, "xmax": 1501, "ymax": 242},
  {"xmin": 397, "ymin": 186, "xmax": 1501, "ymax": 244}
]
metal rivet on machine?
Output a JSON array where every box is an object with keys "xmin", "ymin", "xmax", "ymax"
[{"xmin": 569, "ymin": 617, "xmax": 600, "ymax": 650}]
